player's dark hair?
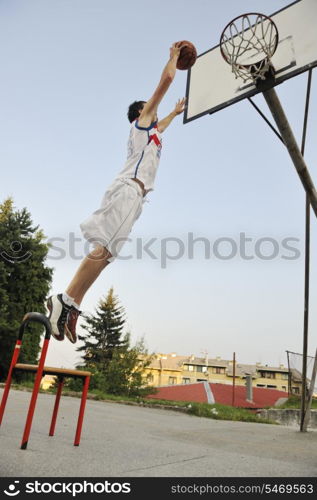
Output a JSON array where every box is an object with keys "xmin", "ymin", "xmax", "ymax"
[{"xmin": 127, "ymin": 101, "xmax": 146, "ymax": 123}]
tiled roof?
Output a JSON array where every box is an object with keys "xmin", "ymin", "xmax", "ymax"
[
  {"xmin": 149, "ymin": 355, "xmax": 187, "ymax": 371},
  {"xmin": 256, "ymin": 366, "xmax": 289, "ymax": 373},
  {"xmin": 147, "ymin": 382, "xmax": 287, "ymax": 409},
  {"xmin": 183, "ymin": 356, "xmax": 229, "ymax": 367},
  {"xmin": 226, "ymin": 364, "xmax": 258, "ymax": 377},
  {"xmin": 210, "ymin": 383, "xmax": 287, "ymax": 409},
  {"xmin": 148, "ymin": 383, "xmax": 208, "ymax": 403}
]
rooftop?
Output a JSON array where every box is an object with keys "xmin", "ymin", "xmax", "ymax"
[
  {"xmin": 147, "ymin": 353, "xmax": 289, "ymax": 375},
  {"xmin": 148, "ymin": 382, "xmax": 288, "ymax": 409}
]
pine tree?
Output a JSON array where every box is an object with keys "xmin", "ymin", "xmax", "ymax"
[
  {"xmin": 75, "ymin": 288, "xmax": 153, "ymax": 395},
  {"xmin": 0, "ymin": 198, "xmax": 53, "ymax": 379},
  {"xmin": 77, "ymin": 287, "xmax": 128, "ymax": 373}
]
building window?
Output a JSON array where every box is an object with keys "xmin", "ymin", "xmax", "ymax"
[
  {"xmin": 185, "ymin": 365, "xmax": 194, "ymax": 371},
  {"xmin": 196, "ymin": 365, "xmax": 208, "ymax": 373},
  {"xmin": 169, "ymin": 377, "xmax": 177, "ymax": 385},
  {"xmin": 212, "ymin": 367, "xmax": 225, "ymax": 374},
  {"xmin": 282, "ymin": 386, "xmax": 287, "ymax": 391},
  {"xmin": 292, "ymin": 387, "xmax": 300, "ymax": 394},
  {"xmin": 267, "ymin": 385, "xmax": 277, "ymax": 389},
  {"xmin": 256, "ymin": 384, "xmax": 265, "ymax": 387},
  {"xmin": 260, "ymin": 371, "xmax": 276, "ymax": 379},
  {"xmin": 147, "ymin": 374, "xmax": 154, "ymax": 383},
  {"xmin": 182, "ymin": 378, "xmax": 190, "ymax": 384},
  {"xmin": 281, "ymin": 373, "xmax": 289, "ymax": 380}
]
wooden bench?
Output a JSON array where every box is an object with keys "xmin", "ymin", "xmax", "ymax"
[{"xmin": 14, "ymin": 364, "xmax": 91, "ymax": 378}]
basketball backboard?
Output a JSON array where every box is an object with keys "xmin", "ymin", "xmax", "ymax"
[{"xmin": 184, "ymin": 0, "xmax": 317, "ymax": 123}]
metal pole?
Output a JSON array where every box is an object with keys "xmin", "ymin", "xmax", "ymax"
[
  {"xmin": 232, "ymin": 352, "xmax": 236, "ymax": 407},
  {"xmin": 300, "ymin": 69, "xmax": 312, "ymax": 431},
  {"xmin": 300, "ymin": 195, "xmax": 310, "ymax": 429},
  {"xmin": 302, "ymin": 348, "xmax": 317, "ymax": 432},
  {"xmin": 20, "ymin": 313, "xmax": 52, "ymax": 450},
  {"xmin": 286, "ymin": 351, "xmax": 291, "ymax": 397},
  {"xmin": 49, "ymin": 377, "xmax": 64, "ymax": 437},
  {"xmin": 0, "ymin": 339, "xmax": 22, "ymax": 426},
  {"xmin": 74, "ymin": 375, "xmax": 91, "ymax": 446},
  {"xmin": 248, "ymin": 97, "xmax": 285, "ymax": 145},
  {"xmin": 262, "ymin": 86, "xmax": 317, "ymax": 218}
]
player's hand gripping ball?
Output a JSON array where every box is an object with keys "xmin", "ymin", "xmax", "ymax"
[{"xmin": 176, "ymin": 41, "xmax": 197, "ymax": 70}]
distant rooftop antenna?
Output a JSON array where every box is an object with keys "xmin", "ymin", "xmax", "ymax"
[{"xmin": 201, "ymin": 349, "xmax": 209, "ymax": 366}]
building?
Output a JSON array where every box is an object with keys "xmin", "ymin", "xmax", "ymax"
[
  {"xmin": 144, "ymin": 353, "xmax": 302, "ymax": 394},
  {"xmin": 40, "ymin": 375, "xmax": 56, "ymax": 390}
]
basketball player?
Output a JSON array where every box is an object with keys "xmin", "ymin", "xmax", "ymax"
[{"xmin": 47, "ymin": 42, "xmax": 186, "ymax": 344}]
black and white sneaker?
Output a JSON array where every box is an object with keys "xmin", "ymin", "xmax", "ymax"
[
  {"xmin": 65, "ymin": 306, "xmax": 81, "ymax": 344},
  {"xmin": 47, "ymin": 294, "xmax": 72, "ymax": 341}
]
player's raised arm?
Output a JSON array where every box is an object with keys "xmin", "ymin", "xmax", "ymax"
[
  {"xmin": 138, "ymin": 42, "xmax": 184, "ymax": 128},
  {"xmin": 157, "ymin": 98, "xmax": 186, "ymax": 133}
]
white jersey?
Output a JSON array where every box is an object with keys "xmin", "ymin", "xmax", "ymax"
[{"xmin": 117, "ymin": 119, "xmax": 162, "ymax": 192}]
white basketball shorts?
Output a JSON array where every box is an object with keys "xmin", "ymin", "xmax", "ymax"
[{"xmin": 80, "ymin": 178, "xmax": 144, "ymax": 262}]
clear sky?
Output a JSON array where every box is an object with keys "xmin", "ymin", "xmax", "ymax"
[{"xmin": 1, "ymin": 0, "xmax": 316, "ymax": 370}]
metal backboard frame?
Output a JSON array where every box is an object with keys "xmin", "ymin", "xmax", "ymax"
[{"xmin": 184, "ymin": 0, "xmax": 317, "ymax": 123}]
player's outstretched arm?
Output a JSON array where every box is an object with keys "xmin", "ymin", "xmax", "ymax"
[
  {"xmin": 157, "ymin": 98, "xmax": 186, "ymax": 133},
  {"xmin": 138, "ymin": 43, "xmax": 184, "ymax": 128}
]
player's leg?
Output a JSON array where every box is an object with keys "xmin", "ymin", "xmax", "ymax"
[
  {"xmin": 47, "ymin": 178, "xmax": 143, "ymax": 344},
  {"xmin": 65, "ymin": 245, "xmax": 112, "ymax": 306},
  {"xmin": 47, "ymin": 245, "xmax": 112, "ymax": 344}
]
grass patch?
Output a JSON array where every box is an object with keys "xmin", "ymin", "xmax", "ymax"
[
  {"xmin": 186, "ymin": 402, "xmax": 276, "ymax": 424},
  {"xmin": 84, "ymin": 392, "xmax": 276, "ymax": 423},
  {"xmin": 2, "ymin": 383, "xmax": 276, "ymax": 424},
  {"xmin": 85, "ymin": 392, "xmax": 276, "ymax": 424},
  {"xmin": 4, "ymin": 381, "xmax": 46, "ymax": 392}
]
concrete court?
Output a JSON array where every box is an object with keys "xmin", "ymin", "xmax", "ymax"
[{"xmin": 0, "ymin": 389, "xmax": 316, "ymax": 477}]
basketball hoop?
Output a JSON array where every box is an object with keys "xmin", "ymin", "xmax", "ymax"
[{"xmin": 220, "ymin": 13, "xmax": 279, "ymax": 83}]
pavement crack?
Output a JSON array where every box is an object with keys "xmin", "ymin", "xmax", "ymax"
[{"xmin": 124, "ymin": 455, "xmax": 208, "ymax": 473}]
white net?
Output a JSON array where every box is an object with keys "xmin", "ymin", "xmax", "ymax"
[
  {"xmin": 220, "ymin": 13, "xmax": 279, "ymax": 83},
  {"xmin": 287, "ymin": 350, "xmax": 317, "ymax": 396}
]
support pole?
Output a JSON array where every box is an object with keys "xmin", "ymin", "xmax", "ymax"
[
  {"xmin": 232, "ymin": 352, "xmax": 236, "ymax": 407},
  {"xmin": 286, "ymin": 351, "xmax": 291, "ymax": 397},
  {"xmin": 300, "ymin": 69, "xmax": 312, "ymax": 431},
  {"xmin": 262, "ymin": 87, "xmax": 317, "ymax": 218},
  {"xmin": 302, "ymin": 348, "xmax": 317, "ymax": 432}
]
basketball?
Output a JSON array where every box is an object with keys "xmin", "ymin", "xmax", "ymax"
[{"xmin": 176, "ymin": 41, "xmax": 197, "ymax": 70}]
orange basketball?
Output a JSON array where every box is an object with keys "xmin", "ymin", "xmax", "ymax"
[{"xmin": 176, "ymin": 40, "xmax": 197, "ymax": 70}]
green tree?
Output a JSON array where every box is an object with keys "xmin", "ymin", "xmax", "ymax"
[
  {"xmin": 104, "ymin": 336, "xmax": 153, "ymax": 396},
  {"xmin": 74, "ymin": 288, "xmax": 153, "ymax": 395},
  {"xmin": 76, "ymin": 287, "xmax": 128, "ymax": 373},
  {"xmin": 0, "ymin": 198, "xmax": 53, "ymax": 379}
]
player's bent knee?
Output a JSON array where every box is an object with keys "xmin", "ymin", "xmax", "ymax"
[{"xmin": 88, "ymin": 244, "xmax": 113, "ymax": 263}]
